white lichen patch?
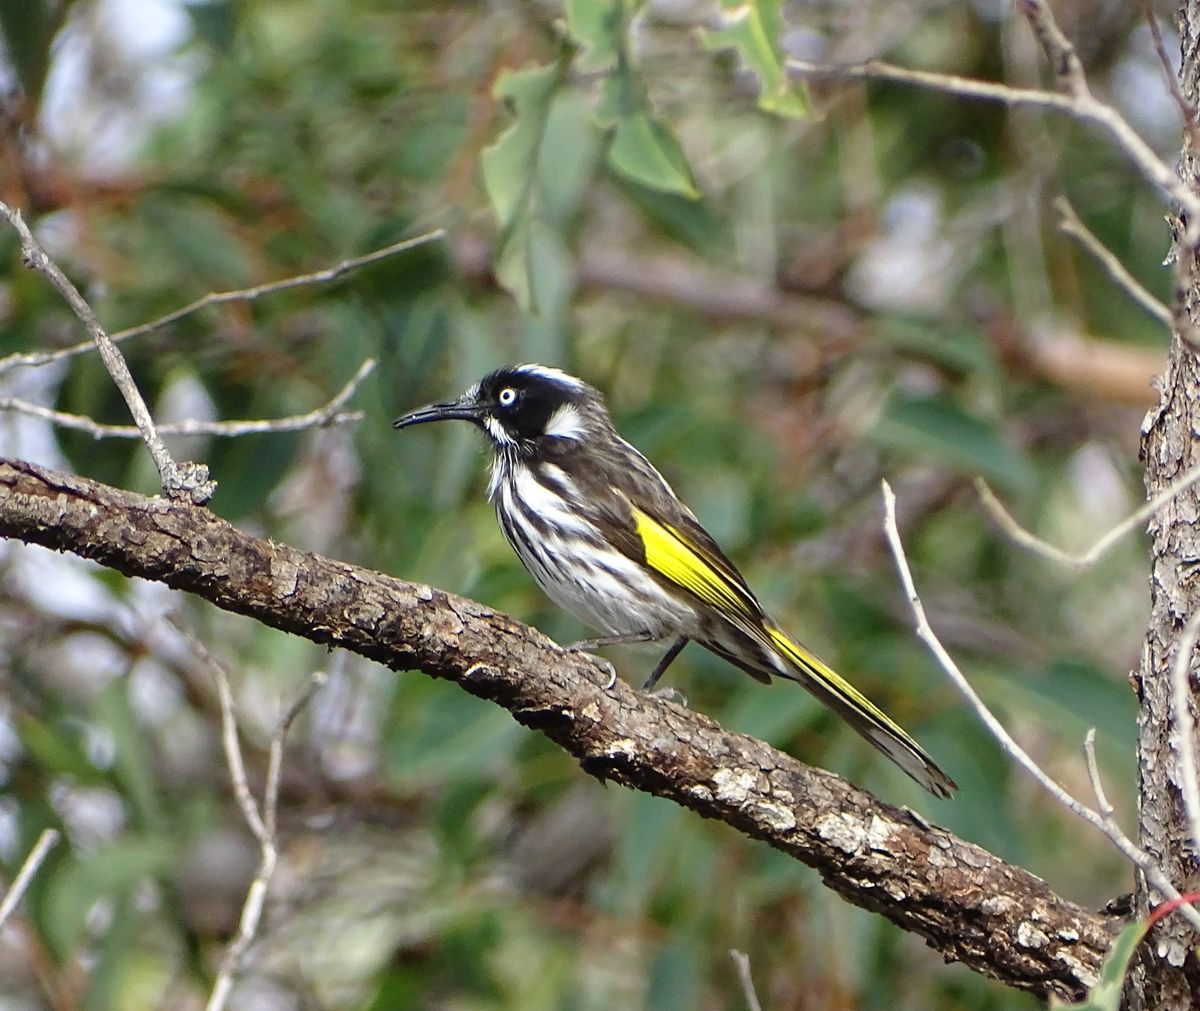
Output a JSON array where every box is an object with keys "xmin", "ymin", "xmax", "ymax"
[
  {"xmin": 866, "ymin": 815, "xmax": 896, "ymax": 852},
  {"xmin": 815, "ymin": 812, "xmax": 867, "ymax": 854},
  {"xmin": 712, "ymin": 766, "xmax": 759, "ymax": 805},
  {"xmin": 1016, "ymin": 921, "xmax": 1049, "ymax": 949},
  {"xmin": 344, "ymin": 599, "xmax": 386, "ymax": 626},
  {"xmin": 749, "ymin": 800, "xmax": 796, "ymax": 833},
  {"xmin": 1156, "ymin": 935, "xmax": 1190, "ymax": 967},
  {"xmin": 979, "ymin": 894, "xmax": 1016, "ymax": 917},
  {"xmin": 601, "ymin": 738, "xmax": 637, "ymax": 760},
  {"xmin": 270, "ymin": 555, "xmax": 300, "ymax": 595}
]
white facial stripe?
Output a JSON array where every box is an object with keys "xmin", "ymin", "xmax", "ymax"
[
  {"xmin": 514, "ymin": 364, "xmax": 585, "ymax": 391},
  {"xmin": 484, "ymin": 415, "xmax": 515, "ymax": 447},
  {"xmin": 544, "ymin": 403, "xmax": 586, "ymax": 440}
]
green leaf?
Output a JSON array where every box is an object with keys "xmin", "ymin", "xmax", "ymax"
[
  {"xmin": 480, "ymin": 62, "xmax": 566, "ymax": 312},
  {"xmin": 879, "ymin": 317, "xmax": 998, "ymax": 380},
  {"xmin": 0, "ymin": 0, "xmax": 66, "ymax": 102},
  {"xmin": 871, "ymin": 393, "xmax": 1035, "ymax": 495},
  {"xmin": 17, "ymin": 714, "xmax": 106, "ymax": 784},
  {"xmin": 44, "ymin": 835, "xmax": 177, "ymax": 957},
  {"xmin": 94, "ymin": 680, "xmax": 165, "ymax": 830},
  {"xmin": 1050, "ymin": 918, "xmax": 1148, "ymax": 1010},
  {"xmin": 563, "ymin": 0, "xmax": 622, "ymax": 73},
  {"xmin": 482, "ymin": 63, "xmax": 560, "ymax": 229},
  {"xmin": 699, "ymin": 0, "xmax": 810, "ymax": 119},
  {"xmin": 596, "ymin": 73, "xmax": 698, "ymax": 199}
]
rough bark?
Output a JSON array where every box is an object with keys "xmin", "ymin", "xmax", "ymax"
[
  {"xmin": 0, "ymin": 457, "xmax": 1117, "ymax": 998},
  {"xmin": 1133, "ymin": 5, "xmax": 1200, "ymax": 1008}
]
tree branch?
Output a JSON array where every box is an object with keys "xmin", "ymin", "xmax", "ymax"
[
  {"xmin": 0, "ymin": 200, "xmax": 214, "ymax": 503},
  {"xmin": 0, "ymin": 457, "xmax": 1118, "ymax": 1000}
]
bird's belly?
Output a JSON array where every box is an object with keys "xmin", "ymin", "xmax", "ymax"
[{"xmin": 500, "ymin": 519, "xmax": 697, "ymax": 637}]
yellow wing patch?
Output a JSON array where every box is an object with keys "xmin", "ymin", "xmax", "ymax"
[{"xmin": 632, "ymin": 508, "xmax": 757, "ymax": 620}]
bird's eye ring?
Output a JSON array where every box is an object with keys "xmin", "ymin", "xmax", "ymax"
[{"xmin": 498, "ymin": 387, "xmax": 518, "ymax": 407}]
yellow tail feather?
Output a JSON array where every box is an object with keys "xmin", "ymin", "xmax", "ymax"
[{"xmin": 765, "ymin": 625, "xmax": 957, "ymax": 799}]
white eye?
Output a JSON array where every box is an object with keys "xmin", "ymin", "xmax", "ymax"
[{"xmin": 498, "ymin": 387, "xmax": 518, "ymax": 407}]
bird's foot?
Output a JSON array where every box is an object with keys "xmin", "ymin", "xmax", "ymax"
[{"xmin": 564, "ymin": 644, "xmax": 619, "ymax": 691}]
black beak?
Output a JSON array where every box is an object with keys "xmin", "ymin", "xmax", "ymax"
[{"xmin": 392, "ymin": 396, "xmax": 484, "ymax": 430}]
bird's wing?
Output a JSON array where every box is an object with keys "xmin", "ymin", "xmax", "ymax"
[
  {"xmin": 555, "ymin": 432, "xmax": 769, "ymax": 623},
  {"xmin": 629, "ymin": 505, "xmax": 763, "ymax": 625}
]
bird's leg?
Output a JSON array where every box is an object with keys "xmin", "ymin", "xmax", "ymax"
[
  {"xmin": 563, "ymin": 630, "xmax": 661, "ymax": 692},
  {"xmin": 643, "ymin": 636, "xmax": 688, "ymax": 691}
]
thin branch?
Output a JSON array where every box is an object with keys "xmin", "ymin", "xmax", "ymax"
[
  {"xmin": 0, "ymin": 200, "xmax": 212, "ymax": 502},
  {"xmin": 786, "ymin": 57, "xmax": 1200, "ymax": 227},
  {"xmin": 263, "ymin": 666, "xmax": 330, "ymax": 840},
  {"xmin": 172, "ymin": 617, "xmax": 267, "ymax": 843},
  {"xmin": 0, "ymin": 230, "xmax": 446, "ymax": 379},
  {"xmin": 170, "ymin": 614, "xmax": 329, "ymax": 1011},
  {"xmin": 882, "ymin": 479, "xmax": 1200, "ymax": 933},
  {"xmin": 1020, "ymin": 0, "xmax": 1200, "ymax": 347},
  {"xmin": 1084, "ymin": 729, "xmax": 1114, "ymax": 821},
  {"xmin": 1170, "ymin": 608, "xmax": 1200, "ymax": 856},
  {"xmin": 788, "ymin": 58, "xmax": 1081, "ymax": 111},
  {"xmin": 0, "ymin": 828, "xmax": 60, "ymax": 929},
  {"xmin": 0, "ymin": 358, "xmax": 376, "ymax": 440},
  {"xmin": 975, "ymin": 460, "xmax": 1200, "ymax": 570},
  {"xmin": 206, "ymin": 662, "xmax": 327, "ymax": 1011},
  {"xmin": 1018, "ymin": 0, "xmax": 1088, "ymax": 97},
  {"xmin": 1136, "ymin": 0, "xmax": 1200, "ymax": 150},
  {"xmin": 730, "ymin": 950, "xmax": 764, "ymax": 1011},
  {"xmin": 1054, "ymin": 198, "xmax": 1172, "ymax": 327}
]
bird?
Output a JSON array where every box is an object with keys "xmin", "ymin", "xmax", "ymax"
[{"xmin": 393, "ymin": 364, "xmax": 956, "ymax": 798}]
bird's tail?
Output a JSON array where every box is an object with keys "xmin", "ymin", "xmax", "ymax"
[{"xmin": 764, "ymin": 624, "xmax": 957, "ymax": 799}]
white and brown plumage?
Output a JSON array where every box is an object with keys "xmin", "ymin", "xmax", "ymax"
[{"xmin": 394, "ymin": 364, "xmax": 956, "ymax": 798}]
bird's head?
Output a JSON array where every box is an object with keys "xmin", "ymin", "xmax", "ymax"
[{"xmin": 393, "ymin": 364, "xmax": 604, "ymax": 453}]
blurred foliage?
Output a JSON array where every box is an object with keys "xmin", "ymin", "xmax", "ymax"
[{"xmin": 0, "ymin": 0, "xmax": 1178, "ymax": 1007}]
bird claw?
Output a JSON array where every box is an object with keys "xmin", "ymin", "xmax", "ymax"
[
  {"xmin": 565, "ymin": 644, "xmax": 619, "ymax": 691},
  {"xmin": 594, "ymin": 658, "xmax": 618, "ymax": 691}
]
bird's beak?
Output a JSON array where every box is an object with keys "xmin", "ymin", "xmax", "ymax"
[{"xmin": 392, "ymin": 395, "xmax": 484, "ymax": 430}]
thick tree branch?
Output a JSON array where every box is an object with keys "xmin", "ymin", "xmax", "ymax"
[{"xmin": 0, "ymin": 458, "xmax": 1118, "ymax": 1000}]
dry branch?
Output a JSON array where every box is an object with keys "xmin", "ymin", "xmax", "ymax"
[{"xmin": 0, "ymin": 457, "xmax": 1118, "ymax": 1000}]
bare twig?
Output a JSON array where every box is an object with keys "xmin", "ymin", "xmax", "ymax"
[
  {"xmin": 882, "ymin": 479, "xmax": 1200, "ymax": 932},
  {"xmin": 1170, "ymin": 608, "xmax": 1200, "ymax": 855},
  {"xmin": 0, "ymin": 358, "xmax": 376, "ymax": 441},
  {"xmin": 786, "ymin": 57, "xmax": 1200, "ymax": 227},
  {"xmin": 1083, "ymin": 729, "xmax": 1114, "ymax": 821},
  {"xmin": 1136, "ymin": 0, "xmax": 1200, "ymax": 150},
  {"xmin": 0, "ymin": 200, "xmax": 212, "ymax": 502},
  {"xmin": 1018, "ymin": 0, "xmax": 1088, "ymax": 96},
  {"xmin": 0, "ymin": 828, "xmax": 60, "ymax": 929},
  {"xmin": 730, "ymin": 950, "xmax": 764, "ymax": 1011},
  {"xmin": 788, "ymin": 58, "xmax": 1080, "ymax": 111},
  {"xmin": 975, "ymin": 460, "xmax": 1200, "ymax": 570},
  {"xmin": 173, "ymin": 619, "xmax": 267, "ymax": 841},
  {"xmin": 1054, "ymin": 198, "xmax": 1172, "ymax": 327},
  {"xmin": 169, "ymin": 614, "xmax": 329, "ymax": 1011},
  {"xmin": 263, "ymin": 666, "xmax": 330, "ymax": 840},
  {"xmin": 0, "ymin": 230, "xmax": 446, "ymax": 379},
  {"xmin": 1024, "ymin": 0, "xmax": 1200, "ymax": 346}
]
